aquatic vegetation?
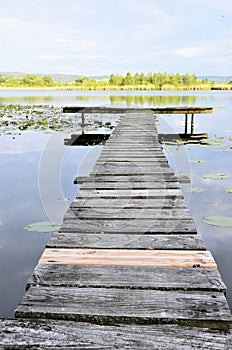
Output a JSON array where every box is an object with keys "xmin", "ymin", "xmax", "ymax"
[
  {"xmin": 184, "ymin": 187, "xmax": 205, "ymax": 193},
  {"xmin": 200, "ymin": 136, "xmax": 230, "ymax": 152},
  {"xmin": 24, "ymin": 221, "xmax": 61, "ymax": 232},
  {"xmin": 189, "ymin": 159, "xmax": 206, "ymax": 163},
  {"xmin": 0, "ymin": 104, "xmax": 117, "ymax": 134},
  {"xmin": 202, "ymin": 216, "xmax": 232, "ymax": 227},
  {"xmin": 202, "ymin": 173, "xmax": 230, "ymax": 180}
]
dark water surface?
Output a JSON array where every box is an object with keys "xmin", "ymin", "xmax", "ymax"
[{"xmin": 0, "ymin": 89, "xmax": 232, "ymax": 316}]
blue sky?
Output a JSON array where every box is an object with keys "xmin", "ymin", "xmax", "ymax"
[{"xmin": 0, "ymin": 0, "xmax": 231, "ymax": 75}]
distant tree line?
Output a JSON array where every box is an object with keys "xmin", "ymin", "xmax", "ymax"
[
  {"xmin": 0, "ymin": 71, "xmax": 217, "ymax": 89},
  {"xmin": 74, "ymin": 72, "xmax": 209, "ymax": 89},
  {"xmin": 108, "ymin": 72, "xmax": 203, "ymax": 88},
  {"xmin": 0, "ymin": 74, "xmax": 55, "ymax": 87}
]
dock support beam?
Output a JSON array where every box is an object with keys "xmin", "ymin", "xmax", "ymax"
[{"xmin": 184, "ymin": 113, "xmax": 195, "ymax": 135}]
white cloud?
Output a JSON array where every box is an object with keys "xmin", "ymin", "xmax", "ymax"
[
  {"xmin": 174, "ymin": 46, "xmax": 207, "ymax": 58},
  {"xmin": 39, "ymin": 54, "xmax": 65, "ymax": 61},
  {"xmin": 0, "ymin": 0, "xmax": 232, "ymax": 75}
]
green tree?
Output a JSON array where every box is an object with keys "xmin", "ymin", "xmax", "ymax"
[
  {"xmin": 134, "ymin": 72, "xmax": 140, "ymax": 84},
  {"xmin": 20, "ymin": 74, "xmax": 39, "ymax": 87},
  {"xmin": 74, "ymin": 76, "xmax": 89, "ymax": 85},
  {"xmin": 139, "ymin": 72, "xmax": 146, "ymax": 85},
  {"xmin": 123, "ymin": 72, "xmax": 133, "ymax": 85},
  {"xmin": 42, "ymin": 76, "xmax": 55, "ymax": 87}
]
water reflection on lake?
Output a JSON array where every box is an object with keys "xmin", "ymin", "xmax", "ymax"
[{"xmin": 0, "ymin": 89, "xmax": 232, "ymax": 316}]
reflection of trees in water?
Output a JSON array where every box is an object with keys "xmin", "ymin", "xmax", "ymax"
[
  {"xmin": 109, "ymin": 95, "xmax": 199, "ymax": 106},
  {"xmin": 0, "ymin": 93, "xmax": 213, "ymax": 107},
  {"xmin": 0, "ymin": 96, "xmax": 53, "ymax": 104}
]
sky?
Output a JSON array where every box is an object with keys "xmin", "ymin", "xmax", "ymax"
[{"xmin": 0, "ymin": 0, "xmax": 231, "ymax": 76}]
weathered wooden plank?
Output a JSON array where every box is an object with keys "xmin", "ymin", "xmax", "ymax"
[
  {"xmin": 47, "ymin": 233, "xmax": 205, "ymax": 250},
  {"xmin": 108, "ymin": 139, "xmax": 159, "ymax": 143},
  {"xmin": 59, "ymin": 218, "xmax": 197, "ymax": 234},
  {"xmin": 95, "ymin": 163, "xmax": 170, "ymax": 170},
  {"xmin": 107, "ymin": 131, "xmax": 157, "ymax": 134},
  {"xmin": 91, "ymin": 165, "xmax": 173, "ymax": 172},
  {"xmin": 75, "ymin": 175, "xmax": 178, "ymax": 183},
  {"xmin": 27, "ymin": 264, "xmax": 225, "ymax": 292},
  {"xmin": 97, "ymin": 155, "xmax": 167, "ymax": 162},
  {"xmin": 80, "ymin": 182, "xmax": 180, "ymax": 189},
  {"xmin": 90, "ymin": 168, "xmax": 172, "ymax": 176},
  {"xmin": 1, "ymin": 319, "xmax": 230, "ymax": 349},
  {"xmin": 77, "ymin": 189, "xmax": 183, "ymax": 199},
  {"xmin": 70, "ymin": 197, "xmax": 187, "ymax": 209},
  {"xmin": 64, "ymin": 208, "xmax": 192, "ymax": 220},
  {"xmin": 101, "ymin": 150, "xmax": 163, "ymax": 154},
  {"xmin": 74, "ymin": 174, "xmax": 190, "ymax": 184},
  {"xmin": 90, "ymin": 170, "xmax": 175, "ymax": 176},
  {"xmin": 38, "ymin": 249, "xmax": 216, "ymax": 268},
  {"xmin": 15, "ymin": 287, "xmax": 231, "ymax": 329},
  {"xmin": 96, "ymin": 161, "xmax": 169, "ymax": 166},
  {"xmin": 99, "ymin": 156, "xmax": 166, "ymax": 160},
  {"xmin": 101, "ymin": 146, "xmax": 162, "ymax": 150},
  {"xmin": 63, "ymin": 106, "xmax": 213, "ymax": 114},
  {"xmin": 108, "ymin": 138, "xmax": 159, "ymax": 142}
]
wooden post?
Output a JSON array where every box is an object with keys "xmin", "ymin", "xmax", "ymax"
[
  {"xmin": 185, "ymin": 114, "xmax": 188, "ymax": 134},
  {"xmin": 81, "ymin": 112, "xmax": 85, "ymax": 135},
  {"xmin": 191, "ymin": 113, "xmax": 194, "ymax": 135}
]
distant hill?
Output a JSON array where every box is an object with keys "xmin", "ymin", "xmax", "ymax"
[{"xmin": 0, "ymin": 72, "xmax": 109, "ymax": 83}]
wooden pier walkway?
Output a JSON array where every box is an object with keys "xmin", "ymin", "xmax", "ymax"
[{"xmin": 1, "ymin": 109, "xmax": 232, "ymax": 349}]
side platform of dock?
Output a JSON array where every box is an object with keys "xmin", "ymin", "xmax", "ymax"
[{"xmin": 1, "ymin": 110, "xmax": 231, "ymax": 349}]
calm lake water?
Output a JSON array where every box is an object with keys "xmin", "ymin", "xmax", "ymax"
[{"xmin": 0, "ymin": 89, "xmax": 232, "ymax": 316}]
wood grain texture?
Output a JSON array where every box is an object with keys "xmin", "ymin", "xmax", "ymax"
[
  {"xmin": 1, "ymin": 319, "xmax": 230, "ymax": 349},
  {"xmin": 80, "ymin": 182, "xmax": 180, "ymax": 190},
  {"xmin": 59, "ymin": 218, "xmax": 197, "ymax": 234},
  {"xmin": 15, "ymin": 287, "xmax": 231, "ymax": 329},
  {"xmin": 64, "ymin": 207, "xmax": 192, "ymax": 220},
  {"xmin": 27, "ymin": 264, "xmax": 225, "ymax": 291},
  {"xmin": 39, "ymin": 248, "xmax": 217, "ymax": 268},
  {"xmin": 47, "ymin": 233, "xmax": 205, "ymax": 250},
  {"xmin": 77, "ymin": 189, "xmax": 183, "ymax": 199},
  {"xmin": 70, "ymin": 197, "xmax": 188, "ymax": 209},
  {"xmin": 74, "ymin": 175, "xmax": 190, "ymax": 184}
]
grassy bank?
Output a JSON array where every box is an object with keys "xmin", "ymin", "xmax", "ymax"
[{"xmin": 0, "ymin": 84, "xmax": 231, "ymax": 91}]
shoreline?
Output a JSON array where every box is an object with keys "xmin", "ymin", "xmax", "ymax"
[{"xmin": 0, "ymin": 84, "xmax": 231, "ymax": 91}]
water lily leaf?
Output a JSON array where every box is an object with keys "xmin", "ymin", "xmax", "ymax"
[
  {"xmin": 206, "ymin": 136, "xmax": 225, "ymax": 144},
  {"xmin": 226, "ymin": 188, "xmax": 232, "ymax": 193},
  {"xmin": 202, "ymin": 173, "xmax": 230, "ymax": 180},
  {"xmin": 202, "ymin": 216, "xmax": 232, "ymax": 227},
  {"xmin": 189, "ymin": 159, "xmax": 206, "ymax": 163},
  {"xmin": 24, "ymin": 221, "xmax": 61, "ymax": 233},
  {"xmin": 185, "ymin": 187, "xmax": 206, "ymax": 193}
]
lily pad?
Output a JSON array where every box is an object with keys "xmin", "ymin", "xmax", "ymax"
[
  {"xmin": 24, "ymin": 221, "xmax": 61, "ymax": 233},
  {"xmin": 185, "ymin": 187, "xmax": 206, "ymax": 193},
  {"xmin": 202, "ymin": 216, "xmax": 232, "ymax": 227},
  {"xmin": 226, "ymin": 188, "xmax": 232, "ymax": 193},
  {"xmin": 189, "ymin": 159, "xmax": 206, "ymax": 163},
  {"xmin": 202, "ymin": 173, "xmax": 230, "ymax": 180}
]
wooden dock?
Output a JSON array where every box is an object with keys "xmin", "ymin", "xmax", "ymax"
[{"xmin": 1, "ymin": 109, "xmax": 232, "ymax": 349}]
